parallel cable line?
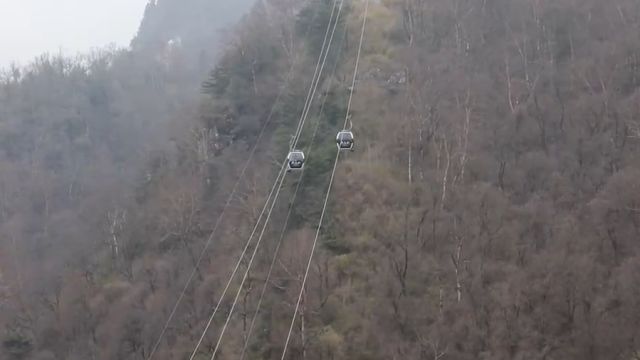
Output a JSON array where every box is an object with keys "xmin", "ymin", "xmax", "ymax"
[
  {"xmin": 292, "ymin": 0, "xmax": 345, "ymax": 150},
  {"xmin": 239, "ymin": 38, "xmax": 345, "ymax": 358},
  {"xmin": 207, "ymin": 2, "xmax": 349, "ymax": 357},
  {"xmin": 146, "ymin": 1, "xmax": 325, "ymax": 354},
  {"xmin": 213, "ymin": 27, "xmax": 347, "ymax": 358},
  {"xmin": 188, "ymin": 161, "xmax": 287, "ymax": 360},
  {"xmin": 290, "ymin": 0, "xmax": 339, "ymax": 150},
  {"xmin": 147, "ymin": 47, "xmax": 298, "ymax": 360},
  {"xmin": 208, "ymin": 162, "xmax": 288, "ymax": 360},
  {"xmin": 280, "ymin": 1, "xmax": 370, "ymax": 358},
  {"xmin": 239, "ymin": 172, "xmax": 303, "ymax": 360},
  {"xmin": 186, "ymin": 0, "xmax": 344, "ymax": 358}
]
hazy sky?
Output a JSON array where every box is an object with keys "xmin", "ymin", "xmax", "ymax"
[{"xmin": 0, "ymin": 0, "xmax": 148, "ymax": 68}]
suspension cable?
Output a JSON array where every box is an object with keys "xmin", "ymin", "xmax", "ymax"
[
  {"xmin": 290, "ymin": 0, "xmax": 338, "ymax": 150},
  {"xmin": 292, "ymin": 0, "xmax": 345, "ymax": 150},
  {"xmin": 342, "ymin": 0, "xmax": 368, "ymax": 130},
  {"xmin": 208, "ymin": 6, "xmax": 349, "ymax": 357},
  {"xmin": 146, "ymin": 28, "xmax": 303, "ymax": 360},
  {"xmin": 280, "ymin": 1, "xmax": 370, "ymax": 358},
  {"xmin": 188, "ymin": 161, "xmax": 287, "ymax": 360},
  {"xmin": 208, "ymin": 161, "xmax": 288, "ymax": 360},
  {"xmin": 215, "ymin": 20, "xmax": 348, "ymax": 357},
  {"xmin": 239, "ymin": 38, "xmax": 345, "ymax": 358},
  {"xmin": 186, "ymin": 1, "xmax": 344, "ymax": 358},
  {"xmin": 146, "ymin": 0, "xmax": 328, "ymax": 353},
  {"xmin": 239, "ymin": 176, "xmax": 302, "ymax": 360}
]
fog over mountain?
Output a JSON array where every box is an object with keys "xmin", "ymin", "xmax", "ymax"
[
  {"xmin": 0, "ymin": 0, "xmax": 148, "ymax": 67},
  {"xmin": 3, "ymin": 0, "xmax": 640, "ymax": 359}
]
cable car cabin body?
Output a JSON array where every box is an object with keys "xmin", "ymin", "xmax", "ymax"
[
  {"xmin": 287, "ymin": 151, "xmax": 305, "ymax": 171},
  {"xmin": 336, "ymin": 130, "xmax": 354, "ymax": 151}
]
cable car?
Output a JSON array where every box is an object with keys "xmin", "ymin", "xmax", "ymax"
[
  {"xmin": 336, "ymin": 130, "xmax": 354, "ymax": 151},
  {"xmin": 287, "ymin": 150, "xmax": 305, "ymax": 171}
]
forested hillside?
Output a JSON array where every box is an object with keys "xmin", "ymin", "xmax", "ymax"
[
  {"xmin": 3, "ymin": 0, "xmax": 640, "ymax": 359},
  {"xmin": 0, "ymin": 0, "xmax": 256, "ymax": 358}
]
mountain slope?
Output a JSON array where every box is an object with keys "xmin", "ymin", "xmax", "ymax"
[
  {"xmin": 190, "ymin": 0, "xmax": 640, "ymax": 359},
  {"xmin": 0, "ymin": 1, "xmax": 256, "ymax": 359},
  {"xmin": 3, "ymin": 0, "xmax": 640, "ymax": 359}
]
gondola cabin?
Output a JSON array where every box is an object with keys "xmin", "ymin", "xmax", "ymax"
[
  {"xmin": 336, "ymin": 130, "xmax": 354, "ymax": 150},
  {"xmin": 287, "ymin": 150, "xmax": 305, "ymax": 171}
]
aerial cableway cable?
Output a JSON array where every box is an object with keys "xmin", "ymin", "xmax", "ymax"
[
  {"xmin": 147, "ymin": 50, "xmax": 293, "ymax": 360},
  {"xmin": 202, "ymin": 0, "xmax": 347, "ymax": 357},
  {"xmin": 185, "ymin": 0, "xmax": 345, "ymax": 358},
  {"xmin": 290, "ymin": 0, "xmax": 340, "ymax": 151},
  {"xmin": 239, "ymin": 32, "xmax": 347, "ymax": 358},
  {"xmin": 188, "ymin": 161, "xmax": 288, "ymax": 360},
  {"xmin": 282, "ymin": 0, "xmax": 344, "ymax": 171},
  {"xmin": 146, "ymin": 2, "xmax": 324, "ymax": 359},
  {"xmin": 240, "ymin": 178, "xmax": 303, "ymax": 360},
  {"xmin": 287, "ymin": 0, "xmax": 344, "ymax": 172},
  {"xmin": 291, "ymin": 0, "xmax": 345, "ymax": 151},
  {"xmin": 207, "ymin": 162, "xmax": 287, "ymax": 360},
  {"xmin": 280, "ymin": 0, "xmax": 370, "ymax": 359},
  {"xmin": 211, "ymin": 12, "xmax": 349, "ymax": 359}
]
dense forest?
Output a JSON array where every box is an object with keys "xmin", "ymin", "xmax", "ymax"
[{"xmin": 2, "ymin": 0, "xmax": 640, "ymax": 359}]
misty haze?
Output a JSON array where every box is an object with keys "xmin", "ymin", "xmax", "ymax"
[
  {"xmin": 2, "ymin": 0, "xmax": 640, "ymax": 360},
  {"xmin": 0, "ymin": 0, "xmax": 148, "ymax": 67}
]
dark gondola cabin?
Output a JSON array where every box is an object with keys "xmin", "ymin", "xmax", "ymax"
[
  {"xmin": 287, "ymin": 150, "xmax": 305, "ymax": 171},
  {"xmin": 336, "ymin": 130, "xmax": 354, "ymax": 150}
]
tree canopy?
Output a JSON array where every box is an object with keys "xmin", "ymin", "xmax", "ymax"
[{"xmin": 2, "ymin": 0, "xmax": 640, "ymax": 359}]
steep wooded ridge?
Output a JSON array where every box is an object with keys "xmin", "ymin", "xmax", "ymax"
[{"xmin": 2, "ymin": 0, "xmax": 640, "ymax": 359}]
